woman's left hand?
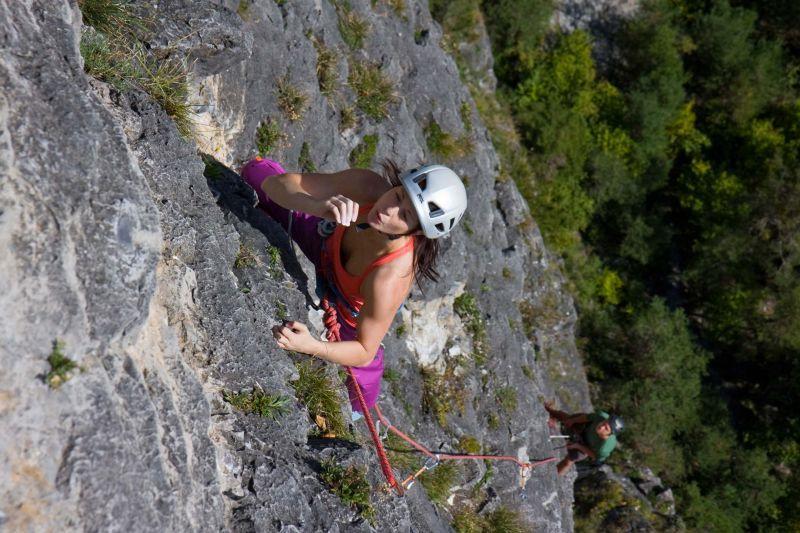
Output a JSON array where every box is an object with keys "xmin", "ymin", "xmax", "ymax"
[{"xmin": 272, "ymin": 321, "xmax": 320, "ymax": 355}]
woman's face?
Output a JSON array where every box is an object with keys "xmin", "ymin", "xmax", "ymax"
[{"xmin": 368, "ymin": 186, "xmax": 420, "ymax": 236}]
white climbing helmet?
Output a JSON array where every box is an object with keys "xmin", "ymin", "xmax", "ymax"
[{"xmin": 400, "ymin": 164, "xmax": 468, "ymax": 239}]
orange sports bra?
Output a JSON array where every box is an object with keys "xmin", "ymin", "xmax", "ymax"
[{"xmin": 328, "ymin": 219, "xmax": 414, "ymax": 327}]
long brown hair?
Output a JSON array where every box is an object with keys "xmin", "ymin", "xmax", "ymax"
[{"xmin": 380, "ymin": 159, "xmax": 441, "ymax": 286}]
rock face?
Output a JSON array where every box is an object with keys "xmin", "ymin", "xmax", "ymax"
[{"xmin": 0, "ymin": 0, "xmax": 591, "ymax": 531}]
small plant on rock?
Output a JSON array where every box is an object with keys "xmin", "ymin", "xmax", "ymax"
[
  {"xmin": 234, "ymin": 243, "xmax": 258, "ymax": 269},
  {"xmin": 420, "ymin": 461, "xmax": 461, "ymax": 505},
  {"xmin": 421, "ymin": 364, "xmax": 466, "ymax": 427},
  {"xmin": 266, "ymin": 245, "xmax": 282, "ymax": 277},
  {"xmin": 45, "ymin": 340, "xmax": 79, "ymax": 389},
  {"xmin": 201, "ymin": 153, "xmax": 226, "ymax": 180},
  {"xmin": 222, "ymin": 386, "xmax": 291, "ymax": 420},
  {"xmin": 290, "ymin": 360, "xmax": 347, "ymax": 436},
  {"xmin": 495, "ymin": 386, "xmax": 518, "ymax": 413},
  {"xmin": 276, "ymin": 75, "xmax": 308, "ymax": 121},
  {"xmin": 334, "ymin": 0, "xmax": 370, "ymax": 50},
  {"xmin": 78, "ymin": 0, "xmax": 142, "ymax": 37},
  {"xmin": 256, "ymin": 118, "xmax": 286, "ymax": 156},
  {"xmin": 319, "ymin": 459, "xmax": 375, "ymax": 522},
  {"xmin": 299, "ymin": 141, "xmax": 316, "ymax": 172},
  {"xmin": 425, "ymin": 120, "xmax": 473, "ymax": 161},
  {"xmin": 458, "ymin": 435, "xmax": 481, "ymax": 454},
  {"xmin": 348, "ymin": 61, "xmax": 397, "ymax": 121},
  {"xmin": 309, "ymin": 34, "xmax": 340, "ymax": 97},
  {"xmin": 453, "ymin": 291, "xmax": 488, "ymax": 366},
  {"xmin": 349, "ymin": 134, "xmax": 378, "ymax": 168},
  {"xmin": 339, "ymin": 104, "xmax": 358, "ymax": 131}
]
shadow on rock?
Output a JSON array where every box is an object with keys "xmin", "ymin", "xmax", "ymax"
[{"xmin": 201, "ymin": 152, "xmax": 318, "ymax": 310}]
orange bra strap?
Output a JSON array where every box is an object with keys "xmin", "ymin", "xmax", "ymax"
[{"xmin": 357, "ymin": 237, "xmax": 414, "ymax": 284}]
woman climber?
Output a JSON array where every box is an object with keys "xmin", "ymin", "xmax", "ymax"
[{"xmin": 240, "ymin": 157, "xmax": 468, "ymax": 415}]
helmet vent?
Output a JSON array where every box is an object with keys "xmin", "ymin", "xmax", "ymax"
[
  {"xmin": 427, "ymin": 201, "xmax": 443, "ymax": 217},
  {"xmin": 416, "ymin": 177, "xmax": 428, "ymax": 190},
  {"xmin": 435, "ymin": 223, "xmax": 445, "ymax": 232},
  {"xmin": 449, "ymin": 219, "xmax": 455, "ymax": 229}
]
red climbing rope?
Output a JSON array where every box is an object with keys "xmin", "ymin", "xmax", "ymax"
[
  {"xmin": 321, "ymin": 296, "xmax": 403, "ymax": 495},
  {"xmin": 320, "ymin": 294, "xmax": 558, "ymax": 496}
]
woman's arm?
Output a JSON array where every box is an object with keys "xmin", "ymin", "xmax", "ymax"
[
  {"xmin": 272, "ymin": 262, "xmax": 412, "ymax": 367},
  {"xmin": 260, "ymin": 168, "xmax": 388, "ymax": 218}
]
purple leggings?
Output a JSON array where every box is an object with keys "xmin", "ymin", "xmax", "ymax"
[{"xmin": 239, "ymin": 157, "xmax": 384, "ymax": 412}]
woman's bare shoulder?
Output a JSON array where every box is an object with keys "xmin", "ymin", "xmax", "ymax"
[{"xmin": 296, "ymin": 168, "xmax": 390, "ymax": 204}]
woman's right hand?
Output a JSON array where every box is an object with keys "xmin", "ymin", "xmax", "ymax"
[{"xmin": 319, "ymin": 195, "xmax": 359, "ymax": 226}]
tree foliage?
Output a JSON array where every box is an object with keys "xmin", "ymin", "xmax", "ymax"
[{"xmin": 475, "ymin": 0, "xmax": 800, "ymax": 528}]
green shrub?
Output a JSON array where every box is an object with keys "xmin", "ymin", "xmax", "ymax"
[
  {"xmin": 485, "ymin": 507, "xmax": 527, "ymax": 533},
  {"xmin": 421, "ymin": 364, "xmax": 466, "ymax": 427},
  {"xmin": 78, "ymin": 0, "xmax": 142, "ymax": 37},
  {"xmin": 495, "ymin": 386, "xmax": 517, "ymax": 413},
  {"xmin": 299, "ymin": 141, "xmax": 316, "ymax": 172},
  {"xmin": 290, "ymin": 360, "xmax": 347, "ymax": 436},
  {"xmin": 234, "ymin": 243, "xmax": 258, "ymax": 269},
  {"xmin": 309, "ymin": 35, "xmax": 340, "ymax": 97},
  {"xmin": 420, "ymin": 461, "xmax": 460, "ymax": 504},
  {"xmin": 222, "ymin": 387, "xmax": 290, "ymax": 420},
  {"xmin": 255, "ymin": 118, "xmax": 285, "ymax": 156},
  {"xmin": 135, "ymin": 49, "xmax": 193, "ymax": 138},
  {"xmin": 319, "ymin": 459, "xmax": 375, "ymax": 521},
  {"xmin": 425, "ymin": 121, "xmax": 472, "ymax": 160},
  {"xmin": 348, "ymin": 61, "xmax": 397, "ymax": 120},
  {"xmin": 201, "ymin": 153, "xmax": 226, "ymax": 181},
  {"xmin": 458, "ymin": 435, "xmax": 481, "ymax": 454},
  {"xmin": 79, "ymin": 8, "xmax": 193, "ymax": 138},
  {"xmin": 276, "ymin": 75, "xmax": 308, "ymax": 121},
  {"xmin": 335, "ymin": 1, "xmax": 369, "ymax": 50},
  {"xmin": 45, "ymin": 341, "xmax": 79, "ymax": 389},
  {"xmin": 453, "ymin": 292, "xmax": 488, "ymax": 365},
  {"xmin": 80, "ymin": 29, "xmax": 135, "ymax": 90},
  {"xmin": 349, "ymin": 134, "xmax": 378, "ymax": 167}
]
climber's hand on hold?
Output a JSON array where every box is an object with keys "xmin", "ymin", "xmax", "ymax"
[
  {"xmin": 272, "ymin": 321, "xmax": 322, "ymax": 356},
  {"xmin": 319, "ymin": 195, "xmax": 359, "ymax": 226}
]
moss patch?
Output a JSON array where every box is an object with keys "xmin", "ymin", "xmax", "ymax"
[
  {"xmin": 420, "ymin": 461, "xmax": 461, "ymax": 505},
  {"xmin": 299, "ymin": 141, "xmax": 316, "ymax": 172},
  {"xmin": 349, "ymin": 134, "xmax": 378, "ymax": 168},
  {"xmin": 334, "ymin": 0, "xmax": 369, "ymax": 50},
  {"xmin": 276, "ymin": 75, "xmax": 308, "ymax": 121},
  {"xmin": 255, "ymin": 117, "xmax": 286, "ymax": 156},
  {"xmin": 319, "ymin": 459, "xmax": 375, "ymax": 522},
  {"xmin": 421, "ymin": 363, "xmax": 466, "ymax": 427},
  {"xmin": 234, "ymin": 243, "xmax": 258, "ymax": 269},
  {"xmin": 45, "ymin": 340, "xmax": 79, "ymax": 389},
  {"xmin": 222, "ymin": 387, "xmax": 290, "ymax": 420},
  {"xmin": 348, "ymin": 61, "xmax": 397, "ymax": 121},
  {"xmin": 290, "ymin": 360, "xmax": 347, "ymax": 436},
  {"xmin": 453, "ymin": 292, "xmax": 488, "ymax": 366}
]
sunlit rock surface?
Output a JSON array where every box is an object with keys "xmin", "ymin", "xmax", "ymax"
[{"xmin": 0, "ymin": 1, "xmax": 594, "ymax": 530}]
